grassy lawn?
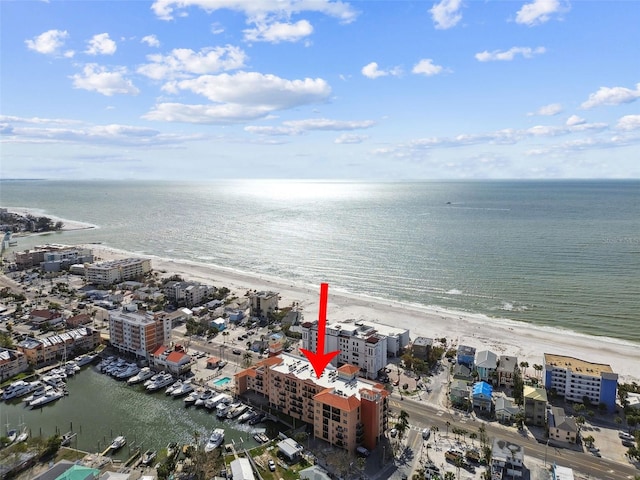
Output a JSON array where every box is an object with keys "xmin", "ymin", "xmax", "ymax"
[{"xmin": 55, "ymin": 447, "xmax": 87, "ymax": 463}]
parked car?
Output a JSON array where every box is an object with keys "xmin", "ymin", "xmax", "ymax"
[
  {"xmin": 389, "ymin": 428, "xmax": 398, "ymax": 438},
  {"xmin": 232, "ymin": 349, "xmax": 242, "ymax": 355},
  {"xmin": 268, "ymin": 460, "xmax": 276, "ymax": 471},
  {"xmin": 356, "ymin": 446, "xmax": 370, "ymax": 457},
  {"xmin": 422, "ymin": 428, "xmax": 431, "ymax": 440}
]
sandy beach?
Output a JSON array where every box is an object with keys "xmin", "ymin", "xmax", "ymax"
[
  {"xmin": 5, "ymin": 207, "xmax": 97, "ymax": 232},
  {"xmin": 85, "ymin": 244, "xmax": 640, "ymax": 385}
]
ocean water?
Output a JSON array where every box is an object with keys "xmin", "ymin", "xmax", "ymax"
[{"xmin": 1, "ymin": 179, "xmax": 639, "ymax": 344}]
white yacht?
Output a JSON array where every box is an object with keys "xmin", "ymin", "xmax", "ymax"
[
  {"xmin": 216, "ymin": 401, "xmax": 237, "ymax": 419},
  {"xmin": 29, "ymin": 388, "xmax": 64, "ymax": 408},
  {"xmin": 128, "ymin": 367, "xmax": 154, "ymax": 385},
  {"xmin": 165, "ymin": 379, "xmax": 182, "ymax": 395},
  {"xmin": 75, "ymin": 353, "xmax": 98, "ymax": 367},
  {"xmin": 171, "ymin": 381, "xmax": 194, "ymax": 398},
  {"xmin": 204, "ymin": 428, "xmax": 225, "ymax": 453},
  {"xmin": 115, "ymin": 364, "xmax": 140, "ymax": 380},
  {"xmin": 23, "ymin": 384, "xmax": 52, "ymax": 404},
  {"xmin": 2, "ymin": 381, "xmax": 39, "ymax": 401},
  {"xmin": 194, "ymin": 389, "xmax": 214, "ymax": 408},
  {"xmin": 146, "ymin": 373, "xmax": 175, "ymax": 392},
  {"xmin": 183, "ymin": 390, "xmax": 200, "ymax": 406},
  {"xmin": 227, "ymin": 403, "xmax": 248, "ymax": 419}
]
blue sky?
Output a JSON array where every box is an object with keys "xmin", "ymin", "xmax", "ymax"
[{"xmin": 1, "ymin": 0, "xmax": 639, "ymax": 180}]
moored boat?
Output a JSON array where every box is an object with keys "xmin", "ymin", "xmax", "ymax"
[
  {"xmin": 109, "ymin": 435, "xmax": 126, "ymax": 451},
  {"xmin": 171, "ymin": 381, "xmax": 194, "ymax": 398},
  {"xmin": 29, "ymin": 388, "xmax": 64, "ymax": 408},
  {"xmin": 141, "ymin": 449, "xmax": 157, "ymax": 465},
  {"xmin": 204, "ymin": 428, "xmax": 225, "ymax": 453},
  {"xmin": 194, "ymin": 389, "xmax": 214, "ymax": 408},
  {"xmin": 128, "ymin": 367, "xmax": 154, "ymax": 385}
]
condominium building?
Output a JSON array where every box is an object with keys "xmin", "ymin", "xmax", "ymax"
[
  {"xmin": 17, "ymin": 328, "xmax": 101, "ymax": 367},
  {"xmin": 301, "ymin": 319, "xmax": 410, "ymax": 379},
  {"xmin": 163, "ymin": 281, "xmax": 211, "ymax": 307},
  {"xmin": 250, "ymin": 291, "xmax": 279, "ymax": 319},
  {"xmin": 543, "ymin": 354, "xmax": 618, "ymax": 411},
  {"xmin": 86, "ymin": 258, "xmax": 151, "ymax": 286},
  {"xmin": 235, "ymin": 353, "xmax": 389, "ymax": 453},
  {"xmin": 108, "ymin": 310, "xmax": 171, "ymax": 359},
  {"xmin": 41, "ymin": 247, "xmax": 93, "ymax": 272}
]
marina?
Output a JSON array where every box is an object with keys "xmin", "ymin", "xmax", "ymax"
[{"xmin": 1, "ymin": 365, "xmax": 263, "ymax": 460}]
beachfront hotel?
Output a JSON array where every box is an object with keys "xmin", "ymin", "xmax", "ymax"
[
  {"xmin": 301, "ymin": 319, "xmax": 410, "ymax": 379},
  {"xmin": 250, "ymin": 291, "xmax": 279, "ymax": 319},
  {"xmin": 86, "ymin": 257, "xmax": 151, "ymax": 286},
  {"xmin": 235, "ymin": 353, "xmax": 389, "ymax": 453},
  {"xmin": 108, "ymin": 309, "xmax": 171, "ymax": 359},
  {"xmin": 543, "ymin": 353, "xmax": 618, "ymax": 411}
]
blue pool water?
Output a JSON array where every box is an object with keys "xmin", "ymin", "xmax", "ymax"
[{"xmin": 214, "ymin": 376, "xmax": 231, "ymax": 387}]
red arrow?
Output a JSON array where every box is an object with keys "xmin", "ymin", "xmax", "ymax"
[{"xmin": 300, "ymin": 282, "xmax": 340, "ymax": 378}]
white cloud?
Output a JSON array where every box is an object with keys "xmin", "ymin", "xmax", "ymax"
[
  {"xmin": 166, "ymin": 71, "xmax": 330, "ymax": 106},
  {"xmin": 71, "ymin": 64, "xmax": 140, "ymax": 96},
  {"xmin": 25, "ymin": 29, "xmax": 69, "ymax": 56},
  {"xmin": 151, "ymin": 0, "xmax": 358, "ymax": 24},
  {"xmin": 475, "ymin": 46, "xmax": 545, "ymax": 62},
  {"xmin": 0, "ymin": 119, "xmax": 200, "ymax": 146},
  {"xmin": 429, "ymin": 0, "xmax": 463, "ymax": 30},
  {"xmin": 244, "ymin": 19, "xmax": 313, "ymax": 43},
  {"xmin": 566, "ymin": 114, "xmax": 585, "ymax": 126},
  {"xmin": 361, "ymin": 62, "xmax": 401, "ymax": 79},
  {"xmin": 515, "ymin": 0, "xmax": 567, "ymax": 26},
  {"xmin": 145, "ymin": 72, "xmax": 331, "ymax": 124},
  {"xmin": 527, "ymin": 103, "xmax": 562, "ymax": 116},
  {"xmin": 0, "ymin": 115, "xmax": 82, "ymax": 126},
  {"xmin": 245, "ymin": 118, "xmax": 375, "ymax": 136},
  {"xmin": 141, "ymin": 35, "xmax": 161, "ymax": 47},
  {"xmin": 335, "ymin": 133, "xmax": 368, "ymax": 144},
  {"xmin": 412, "ymin": 59, "xmax": 444, "ymax": 76},
  {"xmin": 211, "ymin": 23, "xmax": 225, "ymax": 34},
  {"xmin": 137, "ymin": 46, "xmax": 247, "ymax": 80},
  {"xmin": 581, "ymin": 83, "xmax": 640, "ymax": 109},
  {"xmin": 616, "ymin": 115, "xmax": 640, "ymax": 131},
  {"xmin": 85, "ymin": 33, "xmax": 117, "ymax": 55}
]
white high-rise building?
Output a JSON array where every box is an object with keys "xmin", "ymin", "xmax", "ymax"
[{"xmin": 301, "ymin": 319, "xmax": 410, "ymax": 379}]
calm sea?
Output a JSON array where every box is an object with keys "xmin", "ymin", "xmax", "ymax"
[{"xmin": 1, "ymin": 179, "xmax": 639, "ymax": 344}]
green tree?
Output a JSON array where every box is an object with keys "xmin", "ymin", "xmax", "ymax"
[
  {"xmin": 395, "ymin": 410, "xmax": 410, "ymax": 440},
  {"xmin": 512, "ymin": 365, "xmax": 524, "ymax": 405},
  {"xmin": 469, "ymin": 432, "xmax": 478, "ymax": 446},
  {"xmin": 444, "ymin": 472, "xmax": 455, "ymax": 480},
  {"xmin": 40, "ymin": 434, "xmax": 62, "ymax": 460}
]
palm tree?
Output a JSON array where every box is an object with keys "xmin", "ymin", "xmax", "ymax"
[
  {"xmin": 242, "ymin": 351, "xmax": 253, "ymax": 367},
  {"xmin": 478, "ymin": 425, "xmax": 486, "ymax": 446},
  {"xmin": 445, "ymin": 421, "xmax": 451, "ymax": 437},
  {"xmin": 453, "ymin": 456, "xmax": 463, "ymax": 480},
  {"xmin": 469, "ymin": 432, "xmax": 478, "ymax": 446},
  {"xmin": 222, "ymin": 331, "xmax": 230, "ymax": 344},
  {"xmin": 519, "ymin": 361, "xmax": 529, "ymax": 376},
  {"xmin": 444, "ymin": 472, "xmax": 455, "ymax": 480}
]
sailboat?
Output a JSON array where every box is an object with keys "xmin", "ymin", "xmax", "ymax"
[
  {"xmin": 16, "ymin": 418, "xmax": 28, "ymax": 443},
  {"xmin": 5, "ymin": 416, "xmax": 17, "ymax": 444}
]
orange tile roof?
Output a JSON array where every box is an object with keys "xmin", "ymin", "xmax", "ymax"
[
  {"xmin": 235, "ymin": 367, "xmax": 257, "ymax": 379},
  {"xmin": 338, "ymin": 364, "xmax": 360, "ymax": 375},
  {"xmin": 207, "ymin": 357, "xmax": 220, "ymax": 364},
  {"xmin": 257, "ymin": 356, "xmax": 284, "ymax": 368},
  {"xmin": 314, "ymin": 388, "xmax": 360, "ymax": 411},
  {"xmin": 166, "ymin": 351, "xmax": 187, "ymax": 363},
  {"xmin": 153, "ymin": 346, "xmax": 167, "ymax": 356}
]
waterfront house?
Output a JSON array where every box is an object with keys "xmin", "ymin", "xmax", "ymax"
[
  {"xmin": 471, "ymin": 381, "xmax": 493, "ymax": 412},
  {"xmin": 17, "ymin": 328, "xmax": 100, "ymax": 367},
  {"xmin": 456, "ymin": 345, "xmax": 476, "ymax": 368},
  {"xmin": 523, "ymin": 386, "xmax": 547, "ymax": 426},
  {"xmin": 475, "ymin": 350, "xmax": 498, "ymax": 383},
  {"xmin": 152, "ymin": 346, "xmax": 192, "ymax": 376},
  {"xmin": 278, "ymin": 437, "xmax": 304, "ymax": 462},
  {"xmin": 543, "ymin": 353, "xmax": 618, "ymax": 412},
  {"xmin": 32, "ymin": 460, "xmax": 99, "ymax": 480},
  {"xmin": 411, "ymin": 337, "xmax": 433, "ymax": 361},
  {"xmin": 230, "ymin": 458, "xmax": 255, "ymax": 480},
  {"xmin": 495, "ymin": 397, "xmax": 520, "ymax": 424},
  {"xmin": 548, "ymin": 407, "xmax": 578, "ymax": 445},
  {"xmin": 497, "ymin": 355, "xmax": 518, "ymax": 387},
  {"xmin": 491, "ymin": 439, "xmax": 524, "ymax": 479}
]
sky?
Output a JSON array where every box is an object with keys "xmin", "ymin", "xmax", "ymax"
[{"xmin": 1, "ymin": 0, "xmax": 639, "ymax": 180}]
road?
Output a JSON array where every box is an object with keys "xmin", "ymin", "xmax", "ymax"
[{"xmin": 389, "ymin": 395, "xmax": 639, "ymax": 480}]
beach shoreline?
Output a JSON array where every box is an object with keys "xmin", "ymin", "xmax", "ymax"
[
  {"xmin": 85, "ymin": 243, "xmax": 640, "ymax": 385},
  {"xmin": 3, "ymin": 206, "xmax": 98, "ymax": 233}
]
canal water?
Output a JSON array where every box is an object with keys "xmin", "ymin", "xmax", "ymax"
[{"xmin": 1, "ymin": 366, "xmax": 261, "ymax": 459}]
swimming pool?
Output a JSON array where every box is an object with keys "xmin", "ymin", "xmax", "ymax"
[{"xmin": 214, "ymin": 376, "xmax": 231, "ymax": 387}]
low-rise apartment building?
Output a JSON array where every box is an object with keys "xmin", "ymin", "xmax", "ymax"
[
  {"xmin": 17, "ymin": 328, "xmax": 101, "ymax": 367},
  {"xmin": 301, "ymin": 319, "xmax": 409, "ymax": 379},
  {"xmin": 235, "ymin": 353, "xmax": 389, "ymax": 453},
  {"xmin": 543, "ymin": 354, "xmax": 618, "ymax": 412},
  {"xmin": 108, "ymin": 309, "xmax": 171, "ymax": 359},
  {"xmin": 86, "ymin": 258, "xmax": 151, "ymax": 286}
]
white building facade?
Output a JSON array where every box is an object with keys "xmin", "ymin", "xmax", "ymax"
[
  {"xmin": 86, "ymin": 258, "xmax": 151, "ymax": 285},
  {"xmin": 301, "ymin": 320, "xmax": 409, "ymax": 379}
]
